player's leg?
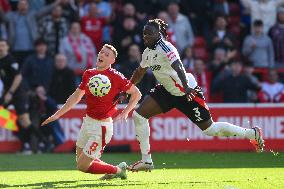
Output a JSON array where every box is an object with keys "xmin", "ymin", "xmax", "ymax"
[
  {"xmin": 76, "ymin": 118, "xmax": 127, "ymax": 179},
  {"xmin": 130, "ymin": 85, "xmax": 173, "ymax": 171},
  {"xmin": 76, "ymin": 146, "xmax": 83, "ymax": 163},
  {"xmin": 178, "ymin": 88, "xmax": 264, "ymax": 152},
  {"xmin": 197, "ymin": 119, "xmax": 264, "ymax": 152}
]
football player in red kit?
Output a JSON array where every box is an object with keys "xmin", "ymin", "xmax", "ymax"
[{"xmin": 42, "ymin": 44, "xmax": 141, "ymax": 180}]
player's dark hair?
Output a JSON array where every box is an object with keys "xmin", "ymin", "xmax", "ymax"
[{"xmin": 147, "ymin": 18, "xmax": 168, "ymax": 40}]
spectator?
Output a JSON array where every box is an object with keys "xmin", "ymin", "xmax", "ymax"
[
  {"xmin": 0, "ymin": 9, "xmax": 8, "ymax": 40},
  {"xmin": 179, "ymin": 0, "xmax": 212, "ymax": 37},
  {"xmin": 243, "ymin": 61, "xmax": 260, "ymax": 102},
  {"xmin": 38, "ymin": 5, "xmax": 69, "ymax": 56},
  {"xmin": 242, "ymin": 20, "xmax": 274, "ymax": 68},
  {"xmin": 27, "ymin": 0, "xmax": 45, "ymax": 11},
  {"xmin": 269, "ymin": 7, "xmax": 284, "ymax": 67},
  {"xmin": 208, "ymin": 15, "xmax": 236, "ymax": 53},
  {"xmin": 0, "ymin": 0, "xmax": 11, "ymax": 12},
  {"xmin": 118, "ymin": 44, "xmax": 140, "ymax": 79},
  {"xmin": 167, "ymin": 2, "xmax": 194, "ymax": 53},
  {"xmin": 157, "ymin": 11, "xmax": 176, "ymax": 47},
  {"xmin": 119, "ymin": 44, "xmax": 155, "ymax": 99},
  {"xmin": 81, "ymin": 2, "xmax": 107, "ymax": 51},
  {"xmin": 241, "ymin": 0, "xmax": 284, "ymax": 33},
  {"xmin": 95, "ymin": 0, "xmax": 112, "ymax": 43},
  {"xmin": 207, "ymin": 48, "xmax": 234, "ymax": 80},
  {"xmin": 28, "ymin": 85, "xmax": 64, "ymax": 152},
  {"xmin": 60, "ymin": 0, "xmax": 78, "ymax": 22},
  {"xmin": 59, "ymin": 21, "xmax": 96, "ymax": 83},
  {"xmin": 78, "ymin": 0, "xmax": 90, "ymax": 18},
  {"xmin": 213, "ymin": 0, "xmax": 230, "ymax": 17},
  {"xmin": 181, "ymin": 46, "xmax": 195, "ymax": 72},
  {"xmin": 2, "ymin": 0, "xmax": 61, "ymax": 65},
  {"xmin": 258, "ymin": 69, "xmax": 284, "ymax": 102},
  {"xmin": 112, "ymin": 17, "xmax": 142, "ymax": 61},
  {"xmin": 49, "ymin": 54, "xmax": 76, "ymax": 104},
  {"xmin": 212, "ymin": 60, "xmax": 260, "ymax": 103},
  {"xmin": 191, "ymin": 59, "xmax": 211, "ymax": 101},
  {"xmin": 22, "ymin": 38, "xmax": 54, "ymax": 92},
  {"xmin": 126, "ymin": 0, "xmax": 150, "ymax": 24},
  {"xmin": 0, "ymin": 39, "xmax": 39, "ymax": 154}
]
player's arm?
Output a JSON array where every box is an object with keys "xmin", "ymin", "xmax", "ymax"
[
  {"xmin": 130, "ymin": 66, "xmax": 148, "ymax": 85},
  {"xmin": 171, "ymin": 60, "xmax": 197, "ymax": 101},
  {"xmin": 114, "ymin": 84, "xmax": 141, "ymax": 121},
  {"xmin": 41, "ymin": 88, "xmax": 85, "ymax": 126},
  {"xmin": 113, "ymin": 66, "xmax": 147, "ymax": 104}
]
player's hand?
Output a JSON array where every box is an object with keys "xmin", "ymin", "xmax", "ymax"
[
  {"xmin": 113, "ymin": 92, "xmax": 128, "ymax": 104},
  {"xmin": 41, "ymin": 115, "xmax": 58, "ymax": 126},
  {"xmin": 185, "ymin": 88, "xmax": 197, "ymax": 101},
  {"xmin": 113, "ymin": 110, "xmax": 129, "ymax": 122}
]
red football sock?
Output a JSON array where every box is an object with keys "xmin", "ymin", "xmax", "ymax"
[{"xmin": 87, "ymin": 159, "xmax": 117, "ymax": 174}]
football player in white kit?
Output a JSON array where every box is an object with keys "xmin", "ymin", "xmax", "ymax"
[{"xmin": 127, "ymin": 19, "xmax": 265, "ymax": 172}]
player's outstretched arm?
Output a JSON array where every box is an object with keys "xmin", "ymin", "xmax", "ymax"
[
  {"xmin": 114, "ymin": 85, "xmax": 141, "ymax": 121},
  {"xmin": 171, "ymin": 60, "xmax": 197, "ymax": 101},
  {"xmin": 41, "ymin": 88, "xmax": 85, "ymax": 126},
  {"xmin": 130, "ymin": 66, "xmax": 148, "ymax": 85}
]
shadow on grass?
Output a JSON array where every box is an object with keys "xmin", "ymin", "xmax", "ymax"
[
  {"xmin": 0, "ymin": 180, "xmax": 144, "ymax": 188},
  {"xmin": 0, "ymin": 179, "xmax": 239, "ymax": 188},
  {"xmin": 0, "ymin": 152, "xmax": 283, "ymax": 171}
]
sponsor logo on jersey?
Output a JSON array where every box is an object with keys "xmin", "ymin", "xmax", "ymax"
[{"xmin": 150, "ymin": 64, "xmax": 161, "ymax": 71}]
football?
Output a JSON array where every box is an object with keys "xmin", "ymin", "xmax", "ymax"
[{"xmin": 88, "ymin": 74, "xmax": 111, "ymax": 97}]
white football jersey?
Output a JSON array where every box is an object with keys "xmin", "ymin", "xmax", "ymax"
[{"xmin": 140, "ymin": 39, "xmax": 197, "ymax": 96}]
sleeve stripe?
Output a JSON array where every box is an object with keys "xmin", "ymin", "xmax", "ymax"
[{"xmin": 158, "ymin": 40, "xmax": 171, "ymax": 53}]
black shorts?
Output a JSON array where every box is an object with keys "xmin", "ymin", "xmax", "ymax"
[
  {"xmin": 10, "ymin": 86, "xmax": 29, "ymax": 115},
  {"xmin": 149, "ymin": 84, "xmax": 212, "ymax": 124}
]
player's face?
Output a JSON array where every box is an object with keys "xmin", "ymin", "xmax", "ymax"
[
  {"xmin": 97, "ymin": 47, "xmax": 115, "ymax": 70},
  {"xmin": 0, "ymin": 41, "xmax": 9, "ymax": 57},
  {"xmin": 143, "ymin": 25, "xmax": 160, "ymax": 48}
]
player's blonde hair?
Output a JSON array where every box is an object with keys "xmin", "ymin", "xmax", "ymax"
[{"xmin": 103, "ymin": 44, "xmax": 118, "ymax": 58}]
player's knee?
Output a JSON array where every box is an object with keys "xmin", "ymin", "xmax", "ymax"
[{"xmin": 202, "ymin": 122, "xmax": 219, "ymax": 136}]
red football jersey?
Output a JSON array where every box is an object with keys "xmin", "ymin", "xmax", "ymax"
[
  {"xmin": 81, "ymin": 16, "xmax": 106, "ymax": 51},
  {"xmin": 78, "ymin": 68, "xmax": 132, "ymax": 120}
]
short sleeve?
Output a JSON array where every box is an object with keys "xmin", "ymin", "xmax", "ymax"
[
  {"xmin": 117, "ymin": 72, "xmax": 132, "ymax": 92},
  {"xmin": 140, "ymin": 50, "xmax": 148, "ymax": 68},
  {"xmin": 78, "ymin": 70, "xmax": 88, "ymax": 90},
  {"xmin": 10, "ymin": 61, "xmax": 20, "ymax": 75}
]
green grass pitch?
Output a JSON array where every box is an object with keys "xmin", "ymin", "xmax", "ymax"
[{"xmin": 0, "ymin": 152, "xmax": 283, "ymax": 189}]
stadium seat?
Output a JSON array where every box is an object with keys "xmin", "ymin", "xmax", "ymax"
[
  {"xmin": 193, "ymin": 36, "xmax": 206, "ymax": 48},
  {"xmin": 193, "ymin": 47, "xmax": 209, "ymax": 61}
]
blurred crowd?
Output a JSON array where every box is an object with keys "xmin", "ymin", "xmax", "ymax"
[{"xmin": 0, "ymin": 0, "xmax": 284, "ymax": 153}]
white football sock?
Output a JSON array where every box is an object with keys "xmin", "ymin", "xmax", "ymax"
[
  {"xmin": 203, "ymin": 122, "xmax": 255, "ymax": 139},
  {"xmin": 133, "ymin": 111, "xmax": 152, "ymax": 162}
]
